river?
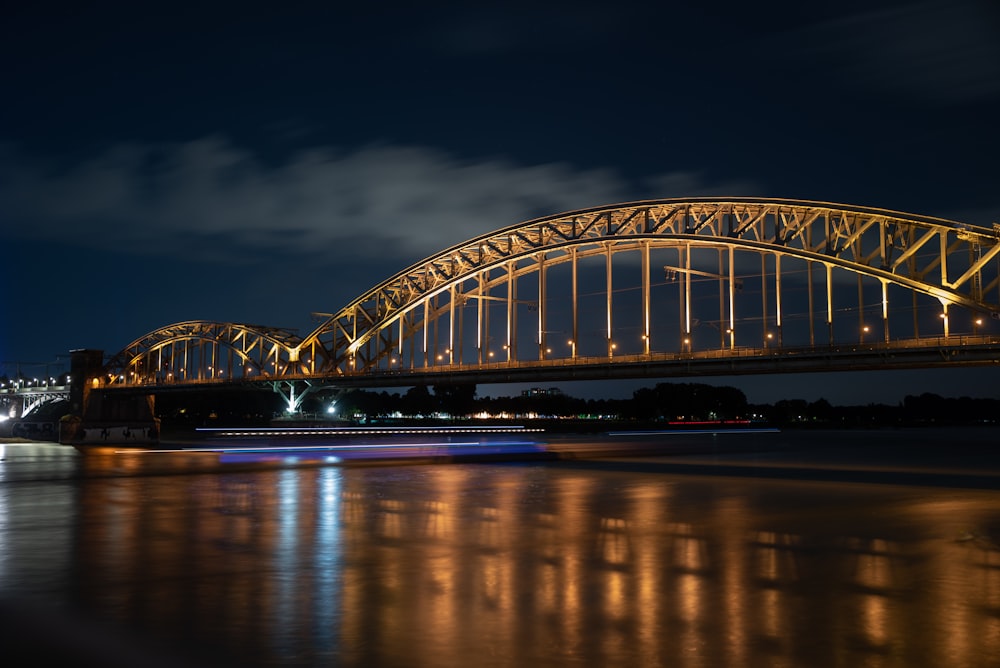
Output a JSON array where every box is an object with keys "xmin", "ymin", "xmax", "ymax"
[{"xmin": 1, "ymin": 427, "xmax": 998, "ymax": 667}]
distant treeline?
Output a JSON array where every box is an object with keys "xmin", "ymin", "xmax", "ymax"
[
  {"xmin": 16, "ymin": 380, "xmax": 995, "ymax": 429},
  {"xmin": 330, "ymin": 384, "xmax": 999, "ymax": 427},
  {"xmin": 761, "ymin": 393, "xmax": 1000, "ymax": 427},
  {"xmin": 149, "ymin": 382, "xmax": 1000, "ymax": 428}
]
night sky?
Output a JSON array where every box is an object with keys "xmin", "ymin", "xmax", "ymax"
[{"xmin": 3, "ymin": 2, "xmax": 999, "ymax": 403}]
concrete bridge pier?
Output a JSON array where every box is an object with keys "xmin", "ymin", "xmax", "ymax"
[{"xmin": 60, "ymin": 349, "xmax": 160, "ymax": 445}]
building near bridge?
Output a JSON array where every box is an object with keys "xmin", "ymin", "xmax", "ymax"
[{"xmin": 520, "ymin": 387, "xmax": 564, "ymax": 398}]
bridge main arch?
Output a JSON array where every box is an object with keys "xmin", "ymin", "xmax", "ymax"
[{"xmin": 291, "ymin": 198, "xmax": 1000, "ymax": 376}]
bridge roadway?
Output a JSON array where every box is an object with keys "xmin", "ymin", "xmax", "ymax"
[{"xmin": 97, "ymin": 335, "xmax": 1000, "ymax": 394}]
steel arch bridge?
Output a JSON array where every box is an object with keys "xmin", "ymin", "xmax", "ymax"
[{"xmin": 102, "ymin": 198, "xmax": 1000, "ymax": 406}]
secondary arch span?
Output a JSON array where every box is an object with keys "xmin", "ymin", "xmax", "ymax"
[{"xmin": 105, "ymin": 320, "xmax": 303, "ymax": 384}]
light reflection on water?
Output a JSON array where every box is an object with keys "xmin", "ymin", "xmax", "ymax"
[{"xmin": 0, "ymin": 435, "xmax": 999, "ymax": 667}]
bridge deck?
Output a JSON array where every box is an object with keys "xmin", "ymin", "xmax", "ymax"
[{"xmin": 96, "ymin": 336, "xmax": 1000, "ymax": 392}]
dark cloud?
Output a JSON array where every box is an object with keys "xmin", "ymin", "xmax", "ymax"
[
  {"xmin": 1, "ymin": 138, "xmax": 761, "ymax": 265},
  {"xmin": 787, "ymin": 1, "xmax": 1000, "ymax": 103},
  {"xmin": 432, "ymin": 5, "xmax": 622, "ymax": 56}
]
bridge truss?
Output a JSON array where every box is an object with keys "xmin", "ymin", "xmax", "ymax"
[{"xmin": 103, "ymin": 198, "xmax": 1000, "ymax": 397}]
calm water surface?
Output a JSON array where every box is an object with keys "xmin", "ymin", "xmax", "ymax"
[{"xmin": 1, "ymin": 428, "xmax": 999, "ymax": 667}]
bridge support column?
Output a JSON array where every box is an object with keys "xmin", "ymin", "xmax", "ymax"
[
  {"xmin": 448, "ymin": 286, "xmax": 456, "ymax": 365},
  {"xmin": 606, "ymin": 244, "xmax": 614, "ymax": 357},
  {"xmin": 684, "ymin": 245, "xmax": 692, "ymax": 352},
  {"xmin": 506, "ymin": 261, "xmax": 516, "ymax": 362},
  {"xmin": 423, "ymin": 300, "xmax": 430, "ymax": 368},
  {"xmin": 761, "ymin": 253, "xmax": 769, "ymax": 348},
  {"xmin": 538, "ymin": 253, "xmax": 547, "ymax": 360},
  {"xmin": 728, "ymin": 246, "xmax": 736, "ymax": 350},
  {"xmin": 775, "ymin": 254, "xmax": 783, "ymax": 348},
  {"xmin": 477, "ymin": 272, "xmax": 485, "ymax": 364},
  {"xmin": 940, "ymin": 300, "xmax": 951, "ymax": 338},
  {"xmin": 642, "ymin": 242, "xmax": 651, "ymax": 355},
  {"xmin": 571, "ymin": 248, "xmax": 578, "ymax": 359},
  {"xmin": 826, "ymin": 264, "xmax": 834, "ymax": 345},
  {"xmin": 881, "ymin": 280, "xmax": 890, "ymax": 343},
  {"xmin": 807, "ymin": 259, "xmax": 816, "ymax": 346}
]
